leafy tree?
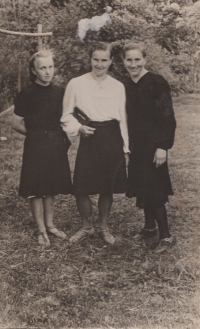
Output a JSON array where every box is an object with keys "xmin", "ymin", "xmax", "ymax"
[
  {"xmin": 0, "ymin": 0, "xmax": 56, "ymax": 110},
  {"xmin": 1, "ymin": 0, "xmax": 200, "ymax": 112}
]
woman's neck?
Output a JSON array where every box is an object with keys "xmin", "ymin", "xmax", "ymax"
[
  {"xmin": 35, "ymin": 80, "xmax": 51, "ymax": 86},
  {"xmin": 131, "ymin": 68, "xmax": 148, "ymax": 83},
  {"xmin": 90, "ymin": 71, "xmax": 107, "ymax": 82}
]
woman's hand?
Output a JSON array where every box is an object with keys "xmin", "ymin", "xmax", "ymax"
[
  {"xmin": 12, "ymin": 114, "xmax": 27, "ymax": 135},
  {"xmin": 79, "ymin": 125, "xmax": 96, "ymax": 138},
  {"xmin": 153, "ymin": 148, "xmax": 167, "ymax": 168},
  {"xmin": 124, "ymin": 153, "xmax": 130, "ymax": 168}
]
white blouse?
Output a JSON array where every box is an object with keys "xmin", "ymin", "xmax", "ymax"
[{"xmin": 61, "ymin": 73, "xmax": 129, "ymax": 153}]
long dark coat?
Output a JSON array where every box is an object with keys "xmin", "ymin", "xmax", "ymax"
[{"xmin": 124, "ymin": 72, "xmax": 176, "ymax": 208}]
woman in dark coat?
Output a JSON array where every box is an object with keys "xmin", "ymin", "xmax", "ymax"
[
  {"xmin": 12, "ymin": 50, "xmax": 72, "ymax": 247},
  {"xmin": 123, "ymin": 42, "xmax": 176, "ymax": 252}
]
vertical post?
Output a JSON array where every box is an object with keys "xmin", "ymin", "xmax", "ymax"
[
  {"xmin": 12, "ymin": 0, "xmax": 16, "ymax": 20},
  {"xmin": 193, "ymin": 24, "xmax": 197, "ymax": 93},
  {"xmin": 18, "ymin": 46, "xmax": 22, "ymax": 92},
  {"xmin": 17, "ymin": 0, "xmax": 21, "ymax": 92},
  {"xmin": 193, "ymin": 57, "xmax": 196, "ymax": 93},
  {"xmin": 37, "ymin": 24, "xmax": 43, "ymax": 50}
]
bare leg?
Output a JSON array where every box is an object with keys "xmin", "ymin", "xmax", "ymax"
[
  {"xmin": 30, "ymin": 197, "xmax": 46, "ymax": 233},
  {"xmin": 76, "ymin": 195, "xmax": 93, "ymax": 229},
  {"xmin": 43, "ymin": 195, "xmax": 54, "ymax": 229},
  {"xmin": 98, "ymin": 193, "xmax": 115, "ymax": 245},
  {"xmin": 98, "ymin": 193, "xmax": 113, "ymax": 230},
  {"xmin": 30, "ymin": 197, "xmax": 50, "ymax": 246},
  {"xmin": 69, "ymin": 195, "xmax": 94, "ymax": 243},
  {"xmin": 43, "ymin": 195, "xmax": 66, "ymax": 239}
]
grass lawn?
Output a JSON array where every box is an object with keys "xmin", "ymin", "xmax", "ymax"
[{"xmin": 0, "ymin": 94, "xmax": 200, "ymax": 329}]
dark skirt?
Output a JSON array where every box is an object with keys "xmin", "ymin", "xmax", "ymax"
[
  {"xmin": 72, "ymin": 120, "xmax": 127, "ymax": 196},
  {"xmin": 19, "ymin": 129, "xmax": 72, "ymax": 198},
  {"xmin": 126, "ymin": 138, "xmax": 173, "ymax": 208}
]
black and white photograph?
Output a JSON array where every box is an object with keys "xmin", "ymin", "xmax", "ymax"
[{"xmin": 0, "ymin": 0, "xmax": 200, "ymax": 328}]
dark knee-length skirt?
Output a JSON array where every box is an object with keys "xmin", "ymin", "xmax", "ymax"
[
  {"xmin": 126, "ymin": 137, "xmax": 173, "ymax": 208},
  {"xmin": 19, "ymin": 129, "xmax": 72, "ymax": 198},
  {"xmin": 72, "ymin": 120, "xmax": 127, "ymax": 196}
]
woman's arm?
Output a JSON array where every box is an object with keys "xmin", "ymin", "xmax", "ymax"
[
  {"xmin": 12, "ymin": 114, "xmax": 27, "ymax": 135},
  {"xmin": 154, "ymin": 76, "xmax": 176, "ymax": 150},
  {"xmin": 61, "ymin": 79, "xmax": 82, "ymax": 137},
  {"xmin": 119, "ymin": 85, "xmax": 130, "ymax": 154},
  {"xmin": 153, "ymin": 76, "xmax": 176, "ymax": 167}
]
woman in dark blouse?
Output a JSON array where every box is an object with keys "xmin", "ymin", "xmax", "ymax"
[
  {"xmin": 12, "ymin": 50, "xmax": 71, "ymax": 247},
  {"xmin": 123, "ymin": 42, "xmax": 176, "ymax": 252}
]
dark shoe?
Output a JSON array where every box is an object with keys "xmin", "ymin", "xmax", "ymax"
[
  {"xmin": 155, "ymin": 236, "xmax": 174, "ymax": 253},
  {"xmin": 99, "ymin": 229, "xmax": 115, "ymax": 245},
  {"xmin": 140, "ymin": 227, "xmax": 158, "ymax": 238}
]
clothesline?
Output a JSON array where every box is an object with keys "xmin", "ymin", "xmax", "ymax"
[{"xmin": 0, "ymin": 28, "xmax": 52, "ymax": 37}]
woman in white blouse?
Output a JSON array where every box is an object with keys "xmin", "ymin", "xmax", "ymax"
[{"xmin": 61, "ymin": 42, "xmax": 129, "ymax": 245}]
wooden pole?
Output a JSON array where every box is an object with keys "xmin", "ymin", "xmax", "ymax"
[
  {"xmin": 37, "ymin": 24, "xmax": 43, "ymax": 50},
  {"xmin": 12, "ymin": 0, "xmax": 16, "ymax": 20},
  {"xmin": 193, "ymin": 25, "xmax": 197, "ymax": 92},
  {"xmin": 192, "ymin": 61, "xmax": 195, "ymax": 92},
  {"xmin": 18, "ymin": 0, "xmax": 22, "ymax": 92},
  {"xmin": 18, "ymin": 53, "xmax": 22, "ymax": 92}
]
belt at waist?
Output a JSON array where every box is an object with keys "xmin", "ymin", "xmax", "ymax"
[{"xmin": 89, "ymin": 119, "xmax": 118, "ymax": 128}]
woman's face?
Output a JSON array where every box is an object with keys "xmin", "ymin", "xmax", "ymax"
[
  {"xmin": 123, "ymin": 49, "xmax": 146, "ymax": 79},
  {"xmin": 91, "ymin": 49, "xmax": 112, "ymax": 78},
  {"xmin": 32, "ymin": 56, "xmax": 54, "ymax": 86}
]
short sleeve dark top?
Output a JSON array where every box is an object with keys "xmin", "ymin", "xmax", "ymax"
[
  {"xmin": 124, "ymin": 72, "xmax": 176, "ymax": 151},
  {"xmin": 14, "ymin": 82, "xmax": 64, "ymax": 131}
]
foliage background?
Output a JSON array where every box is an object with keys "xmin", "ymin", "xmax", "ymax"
[
  {"xmin": 1, "ymin": 2, "xmax": 200, "ymax": 328},
  {"xmin": 1, "ymin": 0, "xmax": 200, "ymax": 112}
]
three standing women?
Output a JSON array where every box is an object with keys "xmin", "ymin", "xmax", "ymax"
[
  {"xmin": 12, "ymin": 42, "xmax": 176, "ymax": 252},
  {"xmin": 123, "ymin": 42, "xmax": 176, "ymax": 252}
]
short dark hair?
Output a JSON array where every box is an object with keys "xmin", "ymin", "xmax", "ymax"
[
  {"xmin": 89, "ymin": 42, "xmax": 114, "ymax": 59},
  {"xmin": 122, "ymin": 42, "xmax": 147, "ymax": 58},
  {"xmin": 29, "ymin": 50, "xmax": 54, "ymax": 82}
]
